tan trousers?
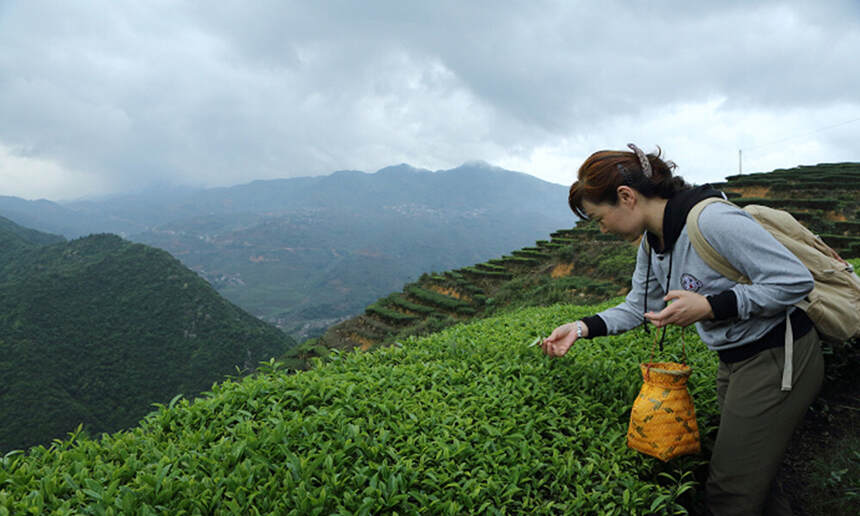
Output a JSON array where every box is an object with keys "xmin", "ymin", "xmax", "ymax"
[{"xmin": 706, "ymin": 328, "xmax": 824, "ymax": 516}]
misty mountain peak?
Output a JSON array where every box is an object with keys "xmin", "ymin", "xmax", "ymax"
[
  {"xmin": 328, "ymin": 169, "xmax": 368, "ymax": 179},
  {"xmin": 374, "ymin": 164, "xmax": 430, "ymax": 176}
]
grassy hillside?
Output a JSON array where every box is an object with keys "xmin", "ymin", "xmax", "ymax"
[
  {"xmin": 0, "ymin": 228, "xmax": 297, "ymax": 452},
  {"xmin": 0, "ymin": 303, "xmax": 721, "ymax": 514},
  {"xmin": 301, "ymin": 162, "xmax": 859, "ymax": 513}
]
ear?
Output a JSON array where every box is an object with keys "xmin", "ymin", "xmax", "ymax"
[{"xmin": 617, "ymin": 185, "xmax": 637, "ymax": 207}]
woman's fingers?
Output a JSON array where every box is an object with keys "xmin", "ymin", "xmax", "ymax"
[
  {"xmin": 541, "ymin": 325, "xmax": 575, "ymax": 357},
  {"xmin": 645, "ymin": 309, "xmax": 672, "ymax": 327},
  {"xmin": 541, "ymin": 337, "xmax": 561, "ymax": 356},
  {"xmin": 543, "ymin": 340, "xmax": 561, "ymax": 357},
  {"xmin": 645, "ymin": 291, "xmax": 711, "ymax": 327}
]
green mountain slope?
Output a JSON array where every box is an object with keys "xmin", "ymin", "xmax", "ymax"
[
  {"xmin": 0, "ymin": 304, "xmax": 717, "ymax": 514},
  {"xmin": 0, "ymin": 228, "xmax": 297, "ymax": 452},
  {"xmin": 0, "ymin": 215, "xmax": 66, "ymax": 265},
  {"xmin": 0, "ymin": 216, "xmax": 65, "ymax": 247}
]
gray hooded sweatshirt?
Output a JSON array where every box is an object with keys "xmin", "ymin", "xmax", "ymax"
[{"xmin": 582, "ymin": 186, "xmax": 814, "ymax": 355}]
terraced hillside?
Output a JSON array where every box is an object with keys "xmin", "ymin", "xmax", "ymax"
[
  {"xmin": 715, "ymin": 162, "xmax": 860, "ymax": 258},
  {"xmin": 311, "ymin": 162, "xmax": 860, "ymax": 358},
  {"xmin": 313, "ymin": 226, "xmax": 630, "ymax": 355}
]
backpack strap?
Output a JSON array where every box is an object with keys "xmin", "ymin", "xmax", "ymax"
[
  {"xmin": 782, "ymin": 312, "xmax": 793, "ymax": 392},
  {"xmin": 686, "ymin": 197, "xmax": 795, "ymax": 391},
  {"xmin": 686, "ymin": 198, "xmax": 750, "ymax": 285}
]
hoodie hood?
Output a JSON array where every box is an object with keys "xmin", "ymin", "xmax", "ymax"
[{"xmin": 645, "ymin": 185, "xmax": 726, "ymax": 254}]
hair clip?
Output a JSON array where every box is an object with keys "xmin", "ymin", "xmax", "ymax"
[{"xmin": 627, "ymin": 143, "xmax": 653, "ymax": 178}]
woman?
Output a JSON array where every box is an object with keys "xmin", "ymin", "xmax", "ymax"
[{"xmin": 542, "ymin": 144, "xmax": 824, "ymax": 515}]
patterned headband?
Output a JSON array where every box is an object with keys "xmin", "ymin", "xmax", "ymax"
[{"xmin": 627, "ymin": 143, "xmax": 653, "ymax": 179}]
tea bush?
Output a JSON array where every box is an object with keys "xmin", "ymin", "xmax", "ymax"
[
  {"xmin": 0, "ymin": 303, "xmax": 718, "ymax": 514},
  {"xmin": 366, "ymin": 304, "xmax": 419, "ymax": 324},
  {"xmin": 388, "ymin": 294, "xmax": 436, "ymax": 315},
  {"xmin": 406, "ymin": 286, "xmax": 469, "ymax": 311}
]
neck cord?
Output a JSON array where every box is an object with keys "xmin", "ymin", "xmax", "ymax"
[{"xmin": 642, "ymin": 240, "xmax": 673, "ymax": 351}]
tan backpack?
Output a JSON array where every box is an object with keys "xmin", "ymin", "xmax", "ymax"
[{"xmin": 687, "ymin": 198, "xmax": 860, "ymax": 344}]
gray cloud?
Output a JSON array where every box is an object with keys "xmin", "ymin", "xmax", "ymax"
[{"xmin": 0, "ymin": 0, "xmax": 858, "ymax": 199}]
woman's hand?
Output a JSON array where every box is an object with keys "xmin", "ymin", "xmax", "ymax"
[
  {"xmin": 541, "ymin": 321, "xmax": 587, "ymax": 358},
  {"xmin": 644, "ymin": 290, "xmax": 714, "ymax": 328}
]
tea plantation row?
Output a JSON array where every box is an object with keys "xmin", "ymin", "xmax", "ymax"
[{"xmin": 0, "ymin": 302, "xmax": 719, "ymax": 515}]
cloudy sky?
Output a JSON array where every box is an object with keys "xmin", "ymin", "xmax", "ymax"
[{"xmin": 1, "ymin": 1, "xmax": 859, "ymax": 200}]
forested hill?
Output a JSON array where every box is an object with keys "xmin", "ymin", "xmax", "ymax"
[
  {"xmin": 0, "ymin": 222, "xmax": 297, "ymax": 452},
  {"xmin": 0, "ymin": 215, "xmax": 65, "ymax": 257}
]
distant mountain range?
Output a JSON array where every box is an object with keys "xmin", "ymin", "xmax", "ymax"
[
  {"xmin": 0, "ymin": 163, "xmax": 575, "ymax": 338},
  {"xmin": 0, "ymin": 217, "xmax": 296, "ymax": 451}
]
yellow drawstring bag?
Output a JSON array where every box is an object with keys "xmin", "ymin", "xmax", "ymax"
[{"xmin": 627, "ymin": 331, "xmax": 701, "ymax": 461}]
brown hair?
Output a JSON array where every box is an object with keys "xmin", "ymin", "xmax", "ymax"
[{"xmin": 568, "ymin": 145, "xmax": 688, "ymax": 219}]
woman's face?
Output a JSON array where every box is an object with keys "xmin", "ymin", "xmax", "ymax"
[{"xmin": 582, "ymin": 194, "xmax": 643, "ymax": 242}]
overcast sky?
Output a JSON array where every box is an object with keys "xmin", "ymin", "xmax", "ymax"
[{"xmin": 1, "ymin": 1, "xmax": 859, "ymax": 201}]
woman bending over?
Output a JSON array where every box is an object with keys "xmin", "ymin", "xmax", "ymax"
[{"xmin": 542, "ymin": 144, "xmax": 823, "ymax": 515}]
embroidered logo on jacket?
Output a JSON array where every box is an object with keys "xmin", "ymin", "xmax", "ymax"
[{"xmin": 681, "ymin": 273, "xmax": 703, "ymax": 292}]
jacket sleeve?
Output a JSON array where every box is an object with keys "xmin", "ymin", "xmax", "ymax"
[
  {"xmin": 698, "ymin": 203, "xmax": 813, "ymax": 320},
  {"xmin": 586, "ymin": 237, "xmax": 667, "ymax": 337}
]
